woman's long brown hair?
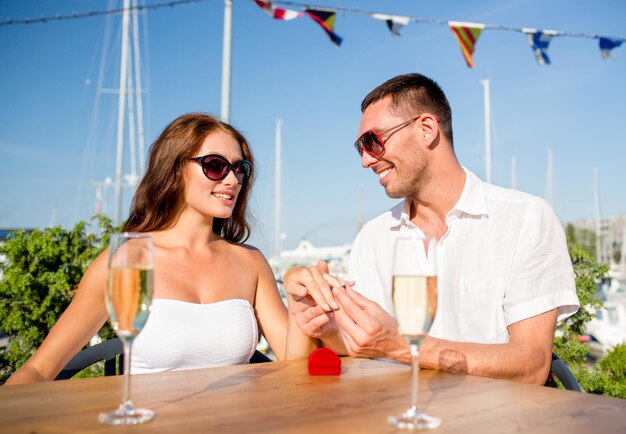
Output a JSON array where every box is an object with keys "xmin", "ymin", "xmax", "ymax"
[{"xmin": 122, "ymin": 113, "xmax": 255, "ymax": 243}]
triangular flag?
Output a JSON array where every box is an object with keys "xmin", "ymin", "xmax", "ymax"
[
  {"xmin": 523, "ymin": 29, "xmax": 558, "ymax": 65},
  {"xmin": 304, "ymin": 8, "xmax": 343, "ymax": 47},
  {"xmin": 372, "ymin": 13, "xmax": 410, "ymax": 37},
  {"xmin": 448, "ymin": 21, "xmax": 485, "ymax": 68},
  {"xmin": 599, "ymin": 37, "xmax": 624, "ymax": 60},
  {"xmin": 253, "ymin": 0, "xmax": 302, "ymax": 20}
]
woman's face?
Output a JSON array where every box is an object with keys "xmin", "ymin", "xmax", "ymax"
[{"xmin": 183, "ymin": 130, "xmax": 245, "ymax": 220}]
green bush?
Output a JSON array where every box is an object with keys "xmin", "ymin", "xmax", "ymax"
[
  {"xmin": 550, "ymin": 242, "xmax": 625, "ymax": 399},
  {"xmin": 573, "ymin": 345, "xmax": 626, "ymax": 398},
  {"xmin": 0, "ymin": 216, "xmax": 120, "ymax": 384}
]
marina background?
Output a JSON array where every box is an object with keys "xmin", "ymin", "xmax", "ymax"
[{"xmin": 1, "ymin": 0, "xmax": 625, "ymax": 258}]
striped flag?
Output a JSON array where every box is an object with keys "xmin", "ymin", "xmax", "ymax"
[
  {"xmin": 304, "ymin": 8, "xmax": 343, "ymax": 47},
  {"xmin": 523, "ymin": 29, "xmax": 558, "ymax": 65},
  {"xmin": 449, "ymin": 21, "xmax": 485, "ymax": 68},
  {"xmin": 253, "ymin": 0, "xmax": 302, "ymax": 21},
  {"xmin": 372, "ymin": 13, "xmax": 410, "ymax": 37},
  {"xmin": 599, "ymin": 37, "xmax": 624, "ymax": 60}
]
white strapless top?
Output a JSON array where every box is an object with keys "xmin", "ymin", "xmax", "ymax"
[{"xmin": 131, "ymin": 298, "xmax": 258, "ymax": 374}]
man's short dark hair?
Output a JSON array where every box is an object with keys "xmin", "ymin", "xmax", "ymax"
[{"xmin": 361, "ymin": 73, "xmax": 453, "ymax": 145}]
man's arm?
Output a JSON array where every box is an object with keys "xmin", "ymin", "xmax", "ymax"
[
  {"xmin": 420, "ymin": 309, "xmax": 557, "ymax": 384},
  {"xmin": 332, "ymin": 286, "xmax": 557, "ymax": 385}
]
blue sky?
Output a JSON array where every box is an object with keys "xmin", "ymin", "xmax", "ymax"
[{"xmin": 1, "ymin": 0, "xmax": 625, "ymax": 256}]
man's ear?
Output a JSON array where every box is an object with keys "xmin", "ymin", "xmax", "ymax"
[{"xmin": 419, "ymin": 113, "xmax": 440, "ymax": 148}]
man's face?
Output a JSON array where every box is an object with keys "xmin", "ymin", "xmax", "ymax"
[{"xmin": 357, "ymin": 97, "xmax": 429, "ymax": 199}]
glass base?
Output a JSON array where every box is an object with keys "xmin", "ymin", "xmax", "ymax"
[
  {"xmin": 98, "ymin": 402, "xmax": 155, "ymax": 425},
  {"xmin": 388, "ymin": 407, "xmax": 441, "ymax": 430}
]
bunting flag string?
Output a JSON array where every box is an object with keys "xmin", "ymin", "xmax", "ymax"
[
  {"xmin": 253, "ymin": 0, "xmax": 302, "ymax": 20},
  {"xmin": 271, "ymin": 0, "xmax": 625, "ymax": 64},
  {"xmin": 304, "ymin": 8, "xmax": 343, "ymax": 47},
  {"xmin": 449, "ymin": 21, "xmax": 485, "ymax": 68},
  {"xmin": 523, "ymin": 29, "xmax": 558, "ymax": 65},
  {"xmin": 371, "ymin": 13, "xmax": 410, "ymax": 38},
  {"xmin": 2, "ymin": 0, "xmax": 624, "ymax": 66},
  {"xmin": 599, "ymin": 37, "xmax": 624, "ymax": 60}
]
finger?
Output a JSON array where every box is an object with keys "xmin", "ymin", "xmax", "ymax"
[
  {"xmin": 315, "ymin": 260, "xmax": 329, "ymax": 274},
  {"xmin": 284, "ymin": 283, "xmax": 308, "ymax": 299},
  {"xmin": 333, "ymin": 286, "xmax": 372, "ymax": 325},
  {"xmin": 282, "ymin": 268, "xmax": 310, "ymax": 298},
  {"xmin": 344, "ymin": 286, "xmax": 379, "ymax": 311},
  {"xmin": 287, "ymin": 268, "xmax": 332, "ymax": 312},
  {"xmin": 333, "ymin": 307, "xmax": 369, "ymax": 356},
  {"xmin": 288, "ymin": 294, "xmax": 318, "ymax": 314},
  {"xmin": 307, "ymin": 312, "xmax": 331, "ymax": 331},
  {"xmin": 307, "ymin": 269, "xmax": 338, "ymax": 312},
  {"xmin": 299, "ymin": 311, "xmax": 332, "ymax": 337}
]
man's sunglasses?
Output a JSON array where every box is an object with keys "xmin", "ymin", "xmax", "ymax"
[
  {"xmin": 354, "ymin": 115, "xmax": 423, "ymax": 158},
  {"xmin": 189, "ymin": 154, "xmax": 252, "ymax": 185}
]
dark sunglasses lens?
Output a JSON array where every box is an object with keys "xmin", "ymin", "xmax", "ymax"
[
  {"xmin": 361, "ymin": 132, "xmax": 383, "ymax": 156},
  {"xmin": 354, "ymin": 140, "xmax": 364, "ymax": 156},
  {"xmin": 202, "ymin": 156, "xmax": 229, "ymax": 180},
  {"xmin": 233, "ymin": 161, "xmax": 251, "ymax": 184}
]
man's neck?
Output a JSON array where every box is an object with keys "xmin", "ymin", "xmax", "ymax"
[{"xmin": 408, "ymin": 162, "xmax": 466, "ymax": 239}]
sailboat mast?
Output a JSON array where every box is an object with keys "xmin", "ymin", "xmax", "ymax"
[
  {"xmin": 545, "ymin": 147, "xmax": 553, "ymax": 206},
  {"xmin": 481, "ymin": 78, "xmax": 491, "ymax": 184},
  {"xmin": 220, "ymin": 0, "xmax": 233, "ymax": 123},
  {"xmin": 114, "ymin": 0, "xmax": 131, "ymax": 223},
  {"xmin": 274, "ymin": 119, "xmax": 283, "ymax": 255},
  {"xmin": 593, "ymin": 167, "xmax": 602, "ymax": 264},
  {"xmin": 131, "ymin": 0, "xmax": 146, "ymax": 174},
  {"xmin": 511, "ymin": 157, "xmax": 517, "ymax": 189}
]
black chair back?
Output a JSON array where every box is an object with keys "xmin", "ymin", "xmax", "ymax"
[
  {"xmin": 55, "ymin": 338, "xmax": 271, "ymax": 380},
  {"xmin": 55, "ymin": 338, "xmax": 123, "ymax": 380},
  {"xmin": 548, "ymin": 352, "xmax": 582, "ymax": 392}
]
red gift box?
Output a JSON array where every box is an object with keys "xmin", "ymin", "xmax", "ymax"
[{"xmin": 307, "ymin": 348, "xmax": 341, "ymax": 375}]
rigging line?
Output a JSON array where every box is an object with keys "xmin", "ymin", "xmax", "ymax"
[
  {"xmin": 273, "ymin": 0, "xmax": 626, "ymax": 42},
  {"xmin": 3, "ymin": 0, "xmax": 625, "ymax": 42},
  {"xmin": 0, "ymin": 0, "xmax": 212, "ymax": 26}
]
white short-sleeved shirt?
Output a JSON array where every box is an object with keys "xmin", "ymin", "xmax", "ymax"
[{"xmin": 347, "ymin": 168, "xmax": 579, "ymax": 344}]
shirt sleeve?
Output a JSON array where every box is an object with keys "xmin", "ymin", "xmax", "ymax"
[{"xmin": 503, "ymin": 198, "xmax": 580, "ymax": 326}]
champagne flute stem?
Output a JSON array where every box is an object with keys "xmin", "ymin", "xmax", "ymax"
[
  {"xmin": 121, "ymin": 337, "xmax": 133, "ymax": 407},
  {"xmin": 410, "ymin": 343, "xmax": 419, "ymax": 412}
]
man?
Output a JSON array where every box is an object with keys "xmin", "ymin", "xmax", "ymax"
[{"xmin": 284, "ymin": 73, "xmax": 580, "ymax": 384}]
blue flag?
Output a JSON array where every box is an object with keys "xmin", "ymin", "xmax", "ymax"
[
  {"xmin": 599, "ymin": 37, "xmax": 624, "ymax": 60},
  {"xmin": 524, "ymin": 29, "xmax": 557, "ymax": 65}
]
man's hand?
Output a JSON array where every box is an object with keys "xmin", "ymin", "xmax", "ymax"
[{"xmin": 332, "ymin": 285, "xmax": 409, "ymax": 363}]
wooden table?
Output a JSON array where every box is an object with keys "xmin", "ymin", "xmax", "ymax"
[{"xmin": 1, "ymin": 358, "xmax": 625, "ymax": 433}]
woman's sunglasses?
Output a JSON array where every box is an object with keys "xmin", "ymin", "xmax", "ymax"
[
  {"xmin": 354, "ymin": 115, "xmax": 423, "ymax": 158},
  {"xmin": 189, "ymin": 154, "xmax": 252, "ymax": 185}
]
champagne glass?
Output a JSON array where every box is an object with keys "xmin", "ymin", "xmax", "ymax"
[
  {"xmin": 388, "ymin": 236, "xmax": 441, "ymax": 430},
  {"xmin": 99, "ymin": 233, "xmax": 154, "ymax": 425}
]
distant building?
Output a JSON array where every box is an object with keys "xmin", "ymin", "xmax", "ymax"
[
  {"xmin": 566, "ymin": 215, "xmax": 626, "ymax": 266},
  {"xmin": 269, "ymin": 239, "xmax": 351, "ymax": 281}
]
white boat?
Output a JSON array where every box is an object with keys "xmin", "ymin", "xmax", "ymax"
[{"xmin": 585, "ymin": 295, "xmax": 626, "ymax": 360}]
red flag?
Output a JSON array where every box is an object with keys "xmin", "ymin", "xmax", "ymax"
[{"xmin": 254, "ymin": 0, "xmax": 302, "ymax": 21}]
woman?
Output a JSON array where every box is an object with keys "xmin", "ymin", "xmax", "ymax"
[{"xmin": 7, "ymin": 113, "xmax": 315, "ymax": 384}]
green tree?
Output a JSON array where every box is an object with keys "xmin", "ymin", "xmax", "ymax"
[
  {"xmin": 551, "ymin": 242, "xmax": 626, "ymax": 399},
  {"xmin": 0, "ymin": 216, "xmax": 119, "ymax": 383}
]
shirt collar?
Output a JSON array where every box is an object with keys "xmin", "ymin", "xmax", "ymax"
[
  {"xmin": 449, "ymin": 167, "xmax": 489, "ymax": 219},
  {"xmin": 389, "ymin": 167, "xmax": 489, "ymax": 229}
]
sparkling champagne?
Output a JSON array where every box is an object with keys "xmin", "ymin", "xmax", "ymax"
[
  {"xmin": 106, "ymin": 268, "xmax": 153, "ymax": 338},
  {"xmin": 392, "ymin": 275, "xmax": 438, "ymax": 344}
]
